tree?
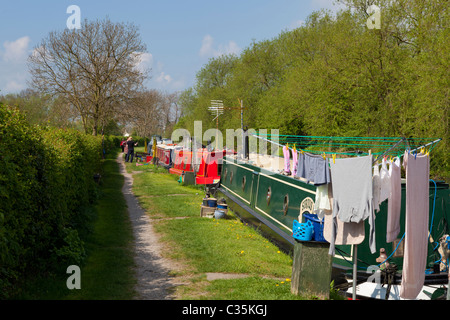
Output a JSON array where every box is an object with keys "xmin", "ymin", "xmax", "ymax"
[
  {"xmin": 178, "ymin": 1, "xmax": 448, "ymax": 179},
  {"xmin": 28, "ymin": 18, "xmax": 149, "ymax": 135},
  {"xmin": 120, "ymin": 90, "xmax": 181, "ymax": 138}
]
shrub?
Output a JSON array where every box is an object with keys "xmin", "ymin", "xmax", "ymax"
[{"xmin": 0, "ymin": 104, "xmax": 103, "ymax": 298}]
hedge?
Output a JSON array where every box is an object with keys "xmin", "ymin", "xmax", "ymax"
[{"xmin": 0, "ymin": 104, "xmax": 103, "ymax": 298}]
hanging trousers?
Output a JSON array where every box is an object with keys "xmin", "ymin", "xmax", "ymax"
[{"xmin": 400, "ymin": 152, "xmax": 429, "ymax": 299}]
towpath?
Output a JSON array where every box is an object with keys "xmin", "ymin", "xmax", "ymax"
[{"xmin": 117, "ymin": 154, "xmax": 178, "ymax": 300}]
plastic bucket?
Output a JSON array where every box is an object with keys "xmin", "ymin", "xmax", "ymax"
[
  {"xmin": 292, "ymin": 220, "xmax": 313, "ymax": 241},
  {"xmin": 207, "ymin": 198, "xmax": 217, "ymax": 207},
  {"xmin": 214, "ymin": 210, "xmax": 226, "ymax": 219}
]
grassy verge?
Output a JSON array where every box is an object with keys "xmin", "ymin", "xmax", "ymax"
[
  {"xmin": 124, "ymin": 156, "xmax": 328, "ymax": 300},
  {"xmin": 13, "ymin": 150, "xmax": 136, "ymax": 299}
]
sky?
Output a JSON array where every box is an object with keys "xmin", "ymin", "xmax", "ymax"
[{"xmin": 0, "ymin": 0, "xmax": 344, "ymax": 95}]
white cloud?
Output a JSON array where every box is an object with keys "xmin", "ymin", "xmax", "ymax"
[
  {"xmin": 199, "ymin": 34, "xmax": 241, "ymax": 58},
  {"xmin": 132, "ymin": 51, "xmax": 153, "ymax": 73},
  {"xmin": 2, "ymin": 36, "xmax": 31, "ymax": 63},
  {"xmin": 0, "ymin": 36, "xmax": 32, "ymax": 94},
  {"xmin": 156, "ymin": 72, "xmax": 173, "ymax": 84}
]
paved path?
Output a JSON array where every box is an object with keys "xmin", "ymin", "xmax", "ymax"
[{"xmin": 117, "ymin": 155, "xmax": 177, "ymax": 300}]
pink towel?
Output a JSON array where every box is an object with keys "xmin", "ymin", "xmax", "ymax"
[
  {"xmin": 386, "ymin": 157, "xmax": 401, "ymax": 243},
  {"xmin": 400, "ymin": 151, "xmax": 429, "ymax": 299}
]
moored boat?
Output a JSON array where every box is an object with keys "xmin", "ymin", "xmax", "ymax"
[{"xmin": 216, "ymin": 134, "xmax": 449, "ymax": 300}]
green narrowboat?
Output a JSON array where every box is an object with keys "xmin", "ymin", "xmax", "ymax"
[{"xmin": 217, "ymin": 151, "xmax": 450, "ymax": 300}]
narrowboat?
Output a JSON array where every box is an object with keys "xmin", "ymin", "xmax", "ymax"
[
  {"xmin": 216, "ymin": 135, "xmax": 449, "ymax": 300},
  {"xmin": 152, "ymin": 144, "xmax": 232, "ymax": 186}
]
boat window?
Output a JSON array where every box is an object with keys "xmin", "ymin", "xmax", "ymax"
[
  {"xmin": 283, "ymin": 194, "xmax": 289, "ymax": 216},
  {"xmin": 242, "ymin": 176, "xmax": 246, "ymax": 191},
  {"xmin": 223, "ymin": 168, "xmax": 227, "ymax": 180},
  {"xmin": 266, "ymin": 187, "xmax": 272, "ymax": 206},
  {"xmin": 230, "ymin": 171, "xmax": 233, "ymax": 183}
]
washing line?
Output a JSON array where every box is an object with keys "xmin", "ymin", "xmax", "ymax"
[{"xmin": 251, "ymin": 132, "xmax": 441, "ymax": 159}]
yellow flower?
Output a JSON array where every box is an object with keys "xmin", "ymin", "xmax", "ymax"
[
  {"xmin": 286, "ymin": 278, "xmax": 291, "ymax": 282},
  {"xmin": 277, "ymin": 251, "xmax": 281, "ymax": 254}
]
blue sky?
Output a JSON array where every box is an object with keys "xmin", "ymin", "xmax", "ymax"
[{"xmin": 0, "ymin": 0, "xmax": 343, "ymax": 94}]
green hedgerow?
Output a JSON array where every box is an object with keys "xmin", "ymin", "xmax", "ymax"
[{"xmin": 0, "ymin": 104, "xmax": 103, "ymax": 298}]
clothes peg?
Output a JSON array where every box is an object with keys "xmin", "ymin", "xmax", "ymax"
[
  {"xmin": 322, "ymin": 152, "xmax": 326, "ymax": 160},
  {"xmin": 332, "ymin": 154, "xmax": 336, "ymax": 164}
]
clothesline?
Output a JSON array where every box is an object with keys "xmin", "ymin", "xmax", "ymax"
[
  {"xmin": 252, "ymin": 132, "xmax": 443, "ymax": 300},
  {"xmin": 252, "ymin": 133, "xmax": 441, "ymax": 160}
]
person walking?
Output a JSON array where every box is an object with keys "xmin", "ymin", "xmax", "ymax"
[{"xmin": 125, "ymin": 136, "xmax": 138, "ymax": 163}]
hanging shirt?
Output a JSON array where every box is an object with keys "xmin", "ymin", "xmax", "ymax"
[
  {"xmin": 400, "ymin": 151, "xmax": 429, "ymax": 299},
  {"xmin": 386, "ymin": 157, "xmax": 401, "ymax": 243},
  {"xmin": 328, "ymin": 155, "xmax": 376, "ymax": 255}
]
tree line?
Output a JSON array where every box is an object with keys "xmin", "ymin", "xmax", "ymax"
[
  {"xmin": 0, "ymin": 88, "xmax": 181, "ymax": 139},
  {"xmin": 175, "ymin": 0, "xmax": 449, "ymax": 180}
]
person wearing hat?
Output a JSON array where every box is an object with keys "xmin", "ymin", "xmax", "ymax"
[{"xmin": 125, "ymin": 136, "xmax": 138, "ymax": 163}]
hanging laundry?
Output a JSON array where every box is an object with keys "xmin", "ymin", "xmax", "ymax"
[
  {"xmin": 296, "ymin": 151, "xmax": 305, "ymax": 178},
  {"xmin": 400, "ymin": 151, "xmax": 430, "ymax": 300},
  {"xmin": 314, "ymin": 184, "xmax": 331, "ymax": 220},
  {"xmin": 295, "ymin": 152, "xmax": 331, "ymax": 185},
  {"xmin": 372, "ymin": 164, "xmax": 381, "ymax": 212},
  {"xmin": 292, "ymin": 147, "xmax": 298, "ymax": 177},
  {"xmin": 283, "ymin": 145, "xmax": 291, "ymax": 175},
  {"xmin": 328, "ymin": 155, "xmax": 375, "ymax": 255},
  {"xmin": 379, "ymin": 158, "xmax": 391, "ymax": 203},
  {"xmin": 386, "ymin": 157, "xmax": 401, "ymax": 243}
]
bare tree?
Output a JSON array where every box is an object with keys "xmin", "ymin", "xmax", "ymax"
[
  {"xmin": 119, "ymin": 90, "xmax": 181, "ymax": 138},
  {"xmin": 28, "ymin": 18, "xmax": 149, "ymax": 135},
  {"xmin": 124, "ymin": 89, "xmax": 164, "ymax": 137}
]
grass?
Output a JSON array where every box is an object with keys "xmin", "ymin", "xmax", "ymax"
[
  {"xmin": 12, "ymin": 150, "xmax": 136, "ymax": 299},
  {"xmin": 123, "ymin": 156, "xmax": 318, "ymax": 300},
  {"xmin": 14, "ymin": 149, "xmax": 340, "ymax": 300},
  {"xmin": 66, "ymin": 152, "xmax": 136, "ymax": 299}
]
